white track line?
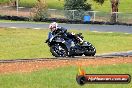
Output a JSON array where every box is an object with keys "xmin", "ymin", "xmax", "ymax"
[
  {"xmin": 9, "ymin": 27, "xmax": 17, "ymax": 29},
  {"xmin": 91, "ymin": 31, "xmax": 99, "ymax": 33},
  {"xmin": 33, "ymin": 28, "xmax": 41, "ymax": 30},
  {"xmin": 106, "ymin": 32, "xmax": 113, "ymax": 33},
  {"xmin": 124, "ymin": 33, "xmax": 130, "ymax": 34}
]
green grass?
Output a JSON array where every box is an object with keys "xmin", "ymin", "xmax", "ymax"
[
  {"xmin": 19, "ymin": 0, "xmax": 37, "ymax": 8},
  {"xmin": 0, "ymin": 0, "xmax": 132, "ymax": 12},
  {"xmin": 0, "ymin": 28, "xmax": 52, "ymax": 59},
  {"xmin": 19, "ymin": 0, "xmax": 64, "ymax": 9},
  {"xmin": 0, "ymin": 28, "xmax": 132, "ymax": 60},
  {"xmin": 0, "ymin": 0, "xmax": 8, "ymax": 4},
  {"xmin": 0, "ymin": 63, "xmax": 132, "ymax": 88},
  {"xmin": 89, "ymin": 0, "xmax": 132, "ymax": 13}
]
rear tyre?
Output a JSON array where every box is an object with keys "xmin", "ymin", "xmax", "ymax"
[{"xmin": 50, "ymin": 43, "xmax": 68, "ymax": 57}]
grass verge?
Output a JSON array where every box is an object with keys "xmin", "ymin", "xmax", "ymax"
[
  {"xmin": 0, "ymin": 0, "xmax": 132, "ymax": 12},
  {"xmin": 0, "ymin": 28, "xmax": 132, "ymax": 59},
  {"xmin": 19, "ymin": 0, "xmax": 64, "ymax": 9},
  {"xmin": 0, "ymin": 63, "xmax": 132, "ymax": 88}
]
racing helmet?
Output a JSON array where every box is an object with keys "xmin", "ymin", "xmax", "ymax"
[{"xmin": 49, "ymin": 22, "xmax": 58, "ymax": 32}]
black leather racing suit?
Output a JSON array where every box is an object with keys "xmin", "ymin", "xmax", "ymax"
[{"xmin": 51, "ymin": 27, "xmax": 82, "ymax": 43}]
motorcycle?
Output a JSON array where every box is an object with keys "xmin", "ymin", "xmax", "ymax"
[{"xmin": 45, "ymin": 32, "xmax": 96, "ymax": 57}]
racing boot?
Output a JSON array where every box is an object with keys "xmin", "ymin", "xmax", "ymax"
[{"xmin": 77, "ymin": 36, "xmax": 84, "ymax": 45}]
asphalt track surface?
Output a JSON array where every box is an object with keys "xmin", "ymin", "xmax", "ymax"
[{"xmin": 0, "ymin": 22, "xmax": 132, "ymax": 33}]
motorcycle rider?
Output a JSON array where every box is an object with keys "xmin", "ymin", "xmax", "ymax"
[{"xmin": 46, "ymin": 22, "xmax": 84, "ymax": 44}]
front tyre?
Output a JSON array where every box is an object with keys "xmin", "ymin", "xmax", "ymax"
[
  {"xmin": 84, "ymin": 44, "xmax": 96, "ymax": 56},
  {"xmin": 50, "ymin": 44, "xmax": 68, "ymax": 57}
]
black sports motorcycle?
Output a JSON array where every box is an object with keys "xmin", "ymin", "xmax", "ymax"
[{"xmin": 45, "ymin": 32, "xmax": 96, "ymax": 57}]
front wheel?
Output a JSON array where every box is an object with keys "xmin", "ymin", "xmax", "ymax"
[
  {"xmin": 50, "ymin": 44, "xmax": 68, "ymax": 57},
  {"xmin": 84, "ymin": 44, "xmax": 96, "ymax": 56}
]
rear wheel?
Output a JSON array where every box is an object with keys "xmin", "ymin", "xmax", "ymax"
[
  {"xmin": 50, "ymin": 44, "xmax": 68, "ymax": 57},
  {"xmin": 84, "ymin": 44, "xmax": 96, "ymax": 56}
]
